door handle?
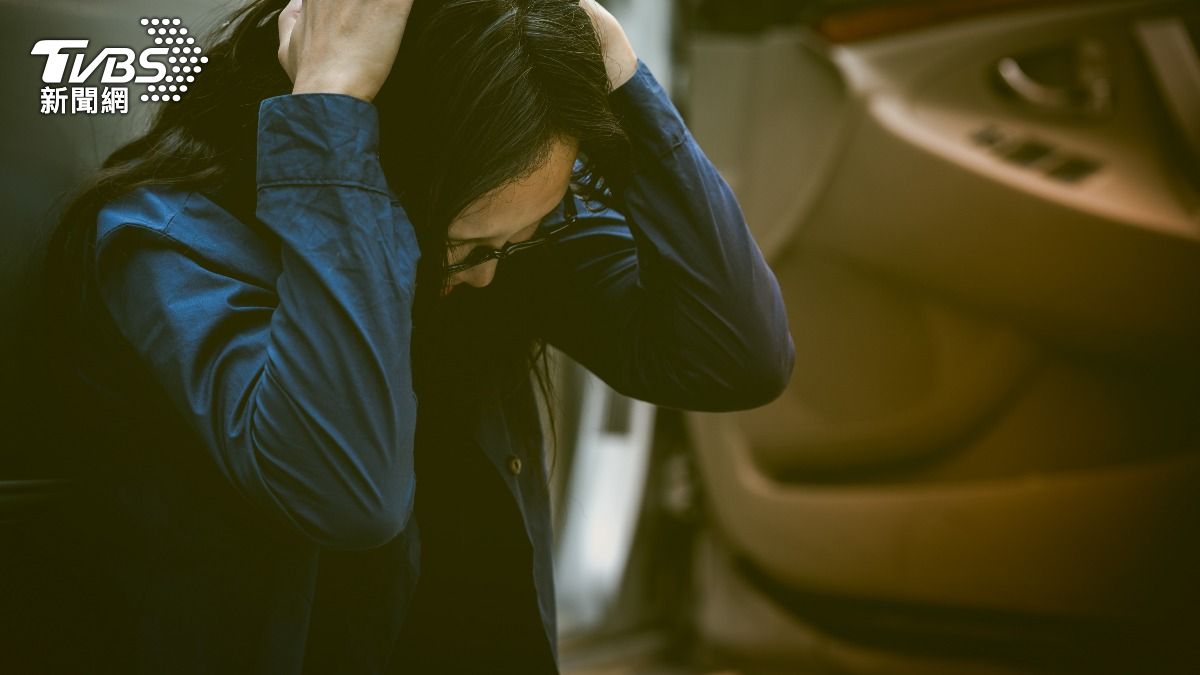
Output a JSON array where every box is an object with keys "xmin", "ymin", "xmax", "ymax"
[{"xmin": 995, "ymin": 39, "xmax": 1112, "ymax": 116}]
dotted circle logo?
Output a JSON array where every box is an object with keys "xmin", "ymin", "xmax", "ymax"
[{"xmin": 138, "ymin": 17, "xmax": 206, "ymax": 103}]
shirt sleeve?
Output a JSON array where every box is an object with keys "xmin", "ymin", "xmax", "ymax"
[
  {"xmin": 93, "ymin": 93, "xmax": 422, "ymax": 550},
  {"xmin": 514, "ymin": 60, "xmax": 795, "ymax": 412}
]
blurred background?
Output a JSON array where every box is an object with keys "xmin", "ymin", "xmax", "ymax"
[{"xmin": 3, "ymin": 1, "xmax": 1199, "ymax": 673}]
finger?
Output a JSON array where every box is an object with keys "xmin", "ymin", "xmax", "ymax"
[
  {"xmin": 277, "ymin": 0, "xmax": 303, "ymax": 79},
  {"xmin": 278, "ymin": 0, "xmax": 302, "ymax": 44},
  {"xmin": 578, "ymin": 0, "xmax": 611, "ymax": 51}
]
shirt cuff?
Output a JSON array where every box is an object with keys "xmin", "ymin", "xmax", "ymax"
[
  {"xmin": 256, "ymin": 93, "xmax": 390, "ymax": 193},
  {"xmin": 609, "ymin": 59, "xmax": 690, "ymax": 158}
]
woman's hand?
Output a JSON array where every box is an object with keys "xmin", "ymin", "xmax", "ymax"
[
  {"xmin": 579, "ymin": 0, "xmax": 638, "ymax": 91},
  {"xmin": 277, "ymin": 0, "xmax": 415, "ymax": 102}
]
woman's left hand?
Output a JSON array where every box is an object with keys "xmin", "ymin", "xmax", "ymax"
[{"xmin": 579, "ymin": 0, "xmax": 638, "ymax": 91}]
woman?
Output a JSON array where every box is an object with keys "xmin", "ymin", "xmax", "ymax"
[{"xmin": 39, "ymin": 0, "xmax": 794, "ymax": 672}]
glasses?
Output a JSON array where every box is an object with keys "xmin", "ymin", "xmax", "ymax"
[{"xmin": 442, "ymin": 188, "xmax": 578, "ymax": 277}]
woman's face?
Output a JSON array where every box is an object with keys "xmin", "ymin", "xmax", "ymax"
[{"xmin": 442, "ymin": 137, "xmax": 579, "ymax": 296}]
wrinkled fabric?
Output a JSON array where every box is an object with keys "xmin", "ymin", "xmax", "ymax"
[{"xmin": 84, "ymin": 60, "xmax": 794, "ymax": 674}]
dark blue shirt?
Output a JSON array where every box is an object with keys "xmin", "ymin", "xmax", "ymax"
[{"xmin": 84, "ymin": 60, "xmax": 793, "ymax": 674}]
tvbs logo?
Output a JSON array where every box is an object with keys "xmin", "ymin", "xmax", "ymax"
[{"xmin": 32, "ymin": 17, "xmax": 206, "ymax": 114}]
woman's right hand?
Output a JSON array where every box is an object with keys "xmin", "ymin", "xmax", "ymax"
[{"xmin": 277, "ymin": 0, "xmax": 415, "ymax": 102}]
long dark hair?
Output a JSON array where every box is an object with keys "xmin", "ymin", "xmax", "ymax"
[{"xmin": 39, "ymin": 0, "xmax": 632, "ymax": 473}]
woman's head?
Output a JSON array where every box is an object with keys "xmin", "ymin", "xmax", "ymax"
[
  {"xmin": 438, "ymin": 135, "xmax": 579, "ymax": 296},
  {"xmin": 376, "ymin": 0, "xmax": 629, "ymax": 298}
]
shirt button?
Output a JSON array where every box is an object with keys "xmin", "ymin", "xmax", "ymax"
[{"xmin": 507, "ymin": 455, "xmax": 523, "ymax": 476}]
